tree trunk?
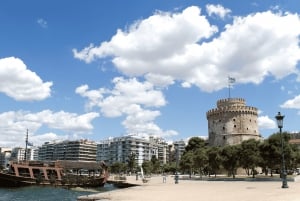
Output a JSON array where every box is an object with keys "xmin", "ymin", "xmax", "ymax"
[{"xmin": 252, "ymin": 168, "xmax": 255, "ymax": 178}]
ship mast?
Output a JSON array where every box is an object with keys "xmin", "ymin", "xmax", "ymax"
[{"xmin": 24, "ymin": 129, "xmax": 28, "ymax": 161}]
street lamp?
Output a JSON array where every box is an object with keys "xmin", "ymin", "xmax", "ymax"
[
  {"xmin": 275, "ymin": 112, "xmax": 288, "ymax": 188},
  {"xmin": 175, "ymin": 147, "xmax": 179, "ymax": 184}
]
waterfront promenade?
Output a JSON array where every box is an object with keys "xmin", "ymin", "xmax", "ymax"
[{"xmin": 78, "ymin": 175, "xmax": 300, "ymax": 201}]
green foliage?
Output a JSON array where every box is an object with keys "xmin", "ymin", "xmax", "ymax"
[
  {"xmin": 179, "ymin": 151, "xmax": 194, "ymax": 173},
  {"xmin": 127, "ymin": 152, "xmax": 137, "ymax": 173},
  {"xmin": 142, "ymin": 160, "xmax": 153, "ymax": 175},
  {"xmin": 110, "ymin": 162, "xmax": 127, "ymax": 174},
  {"xmin": 176, "ymin": 132, "xmax": 300, "ymax": 178},
  {"xmin": 291, "ymin": 145, "xmax": 300, "ymax": 169},
  {"xmin": 107, "ymin": 132, "xmax": 300, "ymax": 178},
  {"xmin": 207, "ymin": 146, "xmax": 222, "ymax": 177},
  {"xmin": 259, "ymin": 132, "xmax": 292, "ymax": 175},
  {"xmin": 239, "ymin": 139, "xmax": 261, "ymax": 178},
  {"xmin": 221, "ymin": 145, "xmax": 241, "ymax": 178},
  {"xmin": 151, "ymin": 155, "xmax": 161, "ymax": 173},
  {"xmin": 185, "ymin": 137, "xmax": 206, "ymax": 152},
  {"xmin": 194, "ymin": 147, "xmax": 208, "ymax": 179},
  {"xmin": 161, "ymin": 163, "xmax": 176, "ymax": 174}
]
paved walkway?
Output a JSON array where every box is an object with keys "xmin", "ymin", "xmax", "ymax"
[{"xmin": 78, "ymin": 175, "xmax": 300, "ymax": 201}]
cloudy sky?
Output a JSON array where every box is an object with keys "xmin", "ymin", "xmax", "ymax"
[{"xmin": 0, "ymin": 0, "xmax": 300, "ymax": 148}]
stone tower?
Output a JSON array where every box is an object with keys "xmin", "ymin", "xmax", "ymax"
[{"xmin": 206, "ymin": 98, "xmax": 261, "ymax": 146}]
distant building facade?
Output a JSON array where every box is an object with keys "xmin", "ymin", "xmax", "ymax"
[
  {"xmin": 149, "ymin": 136, "xmax": 169, "ymax": 165},
  {"xmin": 10, "ymin": 147, "xmax": 32, "ymax": 161},
  {"xmin": 171, "ymin": 140, "xmax": 186, "ymax": 163},
  {"xmin": 0, "ymin": 148, "xmax": 12, "ymax": 169},
  {"xmin": 96, "ymin": 136, "xmax": 169, "ymax": 166},
  {"xmin": 207, "ymin": 98, "xmax": 261, "ymax": 146},
  {"xmin": 289, "ymin": 132, "xmax": 300, "ymax": 149},
  {"xmin": 38, "ymin": 140, "xmax": 97, "ymax": 161}
]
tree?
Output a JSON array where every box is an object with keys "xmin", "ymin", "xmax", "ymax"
[
  {"xmin": 165, "ymin": 162, "xmax": 177, "ymax": 174},
  {"xmin": 258, "ymin": 141, "xmax": 273, "ymax": 176},
  {"xmin": 179, "ymin": 151, "xmax": 194, "ymax": 177},
  {"xmin": 151, "ymin": 155, "xmax": 160, "ymax": 173},
  {"xmin": 193, "ymin": 147, "xmax": 208, "ymax": 179},
  {"xmin": 142, "ymin": 160, "xmax": 152, "ymax": 175},
  {"xmin": 221, "ymin": 145, "xmax": 240, "ymax": 178},
  {"xmin": 185, "ymin": 137, "xmax": 206, "ymax": 152},
  {"xmin": 207, "ymin": 146, "xmax": 222, "ymax": 177},
  {"xmin": 291, "ymin": 145, "xmax": 300, "ymax": 170},
  {"xmin": 259, "ymin": 138, "xmax": 282, "ymax": 176},
  {"xmin": 127, "ymin": 152, "xmax": 136, "ymax": 173},
  {"xmin": 239, "ymin": 139, "xmax": 261, "ymax": 178},
  {"xmin": 110, "ymin": 162, "xmax": 127, "ymax": 174},
  {"xmin": 264, "ymin": 133, "xmax": 288, "ymax": 176},
  {"xmin": 258, "ymin": 132, "xmax": 298, "ymax": 176}
]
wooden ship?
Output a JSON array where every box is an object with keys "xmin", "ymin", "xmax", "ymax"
[{"xmin": 0, "ymin": 130, "xmax": 109, "ymax": 187}]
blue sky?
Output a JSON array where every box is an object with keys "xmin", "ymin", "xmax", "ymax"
[{"xmin": 0, "ymin": 0, "xmax": 300, "ymax": 148}]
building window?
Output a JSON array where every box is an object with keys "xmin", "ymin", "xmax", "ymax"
[
  {"xmin": 223, "ymin": 127, "xmax": 225, "ymax": 130},
  {"xmin": 234, "ymin": 125, "xmax": 236, "ymax": 128}
]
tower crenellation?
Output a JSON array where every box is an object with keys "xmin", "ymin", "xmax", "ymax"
[{"xmin": 207, "ymin": 98, "xmax": 261, "ymax": 146}]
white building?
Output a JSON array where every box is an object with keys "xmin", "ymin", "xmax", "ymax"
[
  {"xmin": 97, "ymin": 136, "xmax": 169, "ymax": 166},
  {"xmin": 0, "ymin": 148, "xmax": 12, "ymax": 169},
  {"xmin": 172, "ymin": 140, "xmax": 186, "ymax": 163},
  {"xmin": 10, "ymin": 147, "xmax": 33, "ymax": 161},
  {"xmin": 38, "ymin": 140, "xmax": 97, "ymax": 161}
]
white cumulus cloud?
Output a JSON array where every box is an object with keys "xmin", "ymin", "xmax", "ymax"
[
  {"xmin": 258, "ymin": 115, "xmax": 277, "ymax": 129},
  {"xmin": 0, "ymin": 57, "xmax": 53, "ymax": 101},
  {"xmin": 206, "ymin": 4, "xmax": 231, "ymax": 19},
  {"xmin": 281, "ymin": 95, "xmax": 300, "ymax": 109},
  {"xmin": 0, "ymin": 110, "xmax": 99, "ymax": 148},
  {"xmin": 76, "ymin": 77, "xmax": 177, "ymax": 138},
  {"xmin": 73, "ymin": 6, "xmax": 300, "ymax": 93}
]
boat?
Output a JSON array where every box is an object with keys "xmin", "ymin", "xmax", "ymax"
[
  {"xmin": 0, "ymin": 130, "xmax": 109, "ymax": 188},
  {"xmin": 0, "ymin": 160, "xmax": 109, "ymax": 187}
]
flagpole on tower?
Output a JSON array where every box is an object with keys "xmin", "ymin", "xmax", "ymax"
[{"xmin": 228, "ymin": 76, "xmax": 235, "ymax": 99}]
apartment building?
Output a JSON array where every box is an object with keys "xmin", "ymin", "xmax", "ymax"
[
  {"xmin": 97, "ymin": 135, "xmax": 169, "ymax": 166},
  {"xmin": 0, "ymin": 148, "xmax": 12, "ymax": 169},
  {"xmin": 171, "ymin": 140, "xmax": 186, "ymax": 164},
  {"xmin": 10, "ymin": 147, "xmax": 28, "ymax": 161},
  {"xmin": 38, "ymin": 139, "xmax": 97, "ymax": 161}
]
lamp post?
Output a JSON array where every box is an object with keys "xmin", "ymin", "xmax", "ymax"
[
  {"xmin": 175, "ymin": 147, "xmax": 179, "ymax": 184},
  {"xmin": 275, "ymin": 112, "xmax": 288, "ymax": 188}
]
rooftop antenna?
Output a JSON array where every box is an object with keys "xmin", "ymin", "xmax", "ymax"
[{"xmin": 228, "ymin": 76, "xmax": 235, "ymax": 99}]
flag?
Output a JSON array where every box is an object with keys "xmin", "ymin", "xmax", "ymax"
[{"xmin": 228, "ymin": 76, "xmax": 236, "ymax": 84}]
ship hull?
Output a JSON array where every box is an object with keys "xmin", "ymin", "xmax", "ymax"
[
  {"xmin": 0, "ymin": 173, "xmax": 36, "ymax": 187},
  {"xmin": 0, "ymin": 172, "xmax": 107, "ymax": 188}
]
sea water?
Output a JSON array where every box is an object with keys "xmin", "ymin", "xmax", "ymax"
[{"xmin": 0, "ymin": 184, "xmax": 117, "ymax": 201}]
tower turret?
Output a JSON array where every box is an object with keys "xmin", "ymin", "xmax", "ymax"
[{"xmin": 206, "ymin": 98, "xmax": 261, "ymax": 146}]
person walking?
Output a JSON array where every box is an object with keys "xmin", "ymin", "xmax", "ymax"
[{"xmin": 163, "ymin": 173, "xmax": 166, "ymax": 183}]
